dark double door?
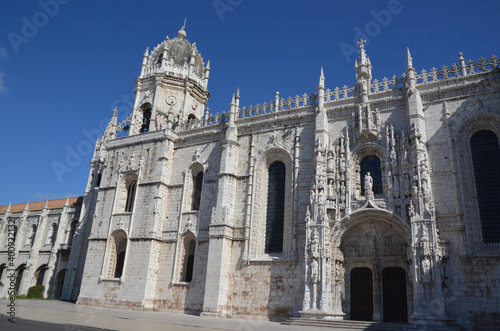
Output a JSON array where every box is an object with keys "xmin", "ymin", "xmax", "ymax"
[{"xmin": 350, "ymin": 267, "xmax": 407, "ymax": 323}]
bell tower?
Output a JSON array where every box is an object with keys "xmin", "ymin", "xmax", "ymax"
[{"xmin": 128, "ymin": 26, "xmax": 211, "ymax": 135}]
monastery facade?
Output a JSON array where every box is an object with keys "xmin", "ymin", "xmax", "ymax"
[{"xmin": 1, "ymin": 27, "xmax": 500, "ymax": 329}]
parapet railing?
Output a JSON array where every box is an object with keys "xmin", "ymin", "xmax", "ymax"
[{"xmin": 174, "ymin": 54, "xmax": 498, "ymax": 132}]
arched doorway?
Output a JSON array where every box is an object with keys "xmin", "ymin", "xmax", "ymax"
[
  {"xmin": 54, "ymin": 269, "xmax": 66, "ymax": 300},
  {"xmin": 350, "ymin": 267, "xmax": 373, "ymax": 321},
  {"xmin": 336, "ymin": 212, "xmax": 412, "ymax": 322},
  {"xmin": 383, "ymin": 267, "xmax": 408, "ymax": 322},
  {"xmin": 14, "ymin": 265, "xmax": 25, "ymax": 295}
]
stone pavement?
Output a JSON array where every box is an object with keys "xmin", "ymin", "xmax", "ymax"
[{"xmin": 0, "ymin": 299, "xmax": 354, "ymax": 331}]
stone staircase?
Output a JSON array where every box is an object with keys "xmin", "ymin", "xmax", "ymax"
[{"xmin": 282, "ymin": 317, "xmax": 460, "ymax": 330}]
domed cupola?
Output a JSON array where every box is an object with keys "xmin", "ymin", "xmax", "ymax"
[{"xmin": 129, "ymin": 26, "xmax": 211, "ymax": 135}]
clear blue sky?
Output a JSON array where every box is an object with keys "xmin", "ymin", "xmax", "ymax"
[{"xmin": 1, "ymin": 0, "xmax": 499, "ymax": 205}]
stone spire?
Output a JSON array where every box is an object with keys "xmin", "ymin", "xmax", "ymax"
[
  {"xmin": 315, "ymin": 67, "xmax": 329, "ymax": 151},
  {"xmin": 23, "ymin": 201, "xmax": 30, "ymax": 218},
  {"xmin": 406, "ymin": 48, "xmax": 416, "ymax": 90},
  {"xmin": 405, "ymin": 47, "xmax": 426, "ymax": 143},
  {"xmin": 140, "ymin": 47, "xmax": 149, "ymax": 77},
  {"xmin": 317, "ymin": 68, "xmax": 325, "ymax": 110},
  {"xmin": 229, "ymin": 94, "xmax": 236, "ymax": 124},
  {"xmin": 103, "ymin": 108, "xmax": 118, "ymax": 142},
  {"xmin": 64, "ymin": 195, "xmax": 70, "ymax": 207},
  {"xmin": 6, "ymin": 202, "xmax": 11, "ymax": 213},
  {"xmin": 355, "ymin": 39, "xmax": 372, "ymax": 104}
]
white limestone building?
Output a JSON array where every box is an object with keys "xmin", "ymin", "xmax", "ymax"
[
  {"xmin": 0, "ymin": 197, "xmax": 83, "ymax": 300},
  {"xmin": 2, "ymin": 27, "xmax": 500, "ymax": 330}
]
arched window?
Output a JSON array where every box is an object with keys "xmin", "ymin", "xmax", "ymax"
[
  {"xmin": 177, "ymin": 233, "xmax": 196, "ymax": 283},
  {"xmin": 95, "ymin": 173, "xmax": 102, "ymax": 187},
  {"xmin": 140, "ymin": 104, "xmax": 152, "ymax": 133},
  {"xmin": 68, "ymin": 221, "xmax": 78, "ymax": 245},
  {"xmin": 104, "ymin": 230, "xmax": 128, "ymax": 279},
  {"xmin": 182, "ymin": 239, "xmax": 196, "ymax": 282},
  {"xmin": 265, "ymin": 161, "xmax": 285, "ymax": 254},
  {"xmin": 125, "ymin": 180, "xmax": 137, "ymax": 212},
  {"xmin": 187, "ymin": 114, "xmax": 196, "ymax": 121},
  {"xmin": 47, "ymin": 224, "xmax": 57, "ymax": 245},
  {"xmin": 35, "ymin": 265, "xmax": 47, "ymax": 286},
  {"xmin": 470, "ymin": 130, "xmax": 500, "ymax": 243},
  {"xmin": 27, "ymin": 225, "xmax": 37, "ymax": 247},
  {"xmin": 0, "ymin": 264, "xmax": 5, "ymax": 284},
  {"xmin": 14, "ymin": 264, "xmax": 25, "ymax": 295},
  {"xmin": 360, "ymin": 156, "xmax": 383, "ymax": 196},
  {"xmin": 53, "ymin": 269, "xmax": 66, "ymax": 299},
  {"xmin": 157, "ymin": 53, "xmax": 163, "ymax": 64},
  {"xmin": 191, "ymin": 171, "xmax": 203, "ymax": 211}
]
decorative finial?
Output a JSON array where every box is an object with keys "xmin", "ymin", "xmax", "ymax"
[
  {"xmin": 406, "ymin": 47, "xmax": 413, "ymax": 67},
  {"xmin": 177, "ymin": 24, "xmax": 187, "ymax": 39},
  {"xmin": 143, "ymin": 47, "xmax": 149, "ymax": 56},
  {"xmin": 236, "ymin": 87, "xmax": 240, "ymax": 99},
  {"xmin": 319, "ymin": 67, "xmax": 325, "ymax": 88},
  {"xmin": 231, "ymin": 93, "xmax": 235, "ymax": 105},
  {"xmin": 357, "ymin": 38, "xmax": 366, "ymax": 50}
]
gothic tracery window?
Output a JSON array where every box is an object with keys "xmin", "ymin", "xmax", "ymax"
[
  {"xmin": 125, "ymin": 180, "xmax": 137, "ymax": 212},
  {"xmin": 470, "ymin": 130, "xmax": 500, "ymax": 243},
  {"xmin": 265, "ymin": 161, "xmax": 285, "ymax": 254},
  {"xmin": 181, "ymin": 236, "xmax": 195, "ymax": 282},
  {"xmin": 68, "ymin": 221, "xmax": 77, "ymax": 245},
  {"xmin": 104, "ymin": 230, "xmax": 128, "ymax": 279},
  {"xmin": 139, "ymin": 103, "xmax": 152, "ymax": 133},
  {"xmin": 27, "ymin": 225, "xmax": 37, "ymax": 247},
  {"xmin": 191, "ymin": 171, "xmax": 203, "ymax": 211},
  {"xmin": 360, "ymin": 155, "xmax": 383, "ymax": 196},
  {"xmin": 47, "ymin": 223, "xmax": 57, "ymax": 245}
]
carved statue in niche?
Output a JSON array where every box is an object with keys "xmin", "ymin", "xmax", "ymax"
[
  {"xmin": 340, "ymin": 154, "xmax": 346, "ymax": 180},
  {"xmin": 340, "ymin": 183, "xmax": 346, "ymax": 203},
  {"xmin": 392, "ymin": 175, "xmax": 400, "ymax": 198},
  {"xmin": 327, "ymin": 179, "xmax": 335, "ymax": 198},
  {"xmin": 358, "ymin": 76, "xmax": 368, "ymax": 95},
  {"xmin": 364, "ymin": 172, "xmax": 373, "ymax": 192},
  {"xmin": 310, "ymin": 185, "xmax": 316, "ymax": 206},
  {"xmin": 408, "ymin": 201, "xmax": 415, "ymax": 219},
  {"xmin": 421, "ymin": 179, "xmax": 430, "ymax": 199},
  {"xmin": 403, "ymin": 173, "xmax": 411, "ymax": 197},
  {"xmin": 310, "ymin": 259, "xmax": 320, "ymax": 284},
  {"xmin": 428, "ymin": 201, "xmax": 435, "ymax": 218},
  {"xmin": 317, "ymin": 177, "xmax": 325, "ymax": 204},
  {"xmin": 305, "ymin": 206, "xmax": 312, "ymax": 224},
  {"xmin": 390, "ymin": 148, "xmax": 397, "ymax": 170},
  {"xmin": 412, "ymin": 174, "xmax": 419, "ymax": 197},
  {"xmin": 327, "ymin": 153, "xmax": 334, "ymax": 170},
  {"xmin": 309, "ymin": 229, "xmax": 320, "ymax": 259},
  {"xmin": 421, "ymin": 255, "xmax": 431, "ymax": 282}
]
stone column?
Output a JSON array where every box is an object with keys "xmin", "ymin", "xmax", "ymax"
[{"xmin": 201, "ymin": 96, "xmax": 239, "ymax": 317}]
